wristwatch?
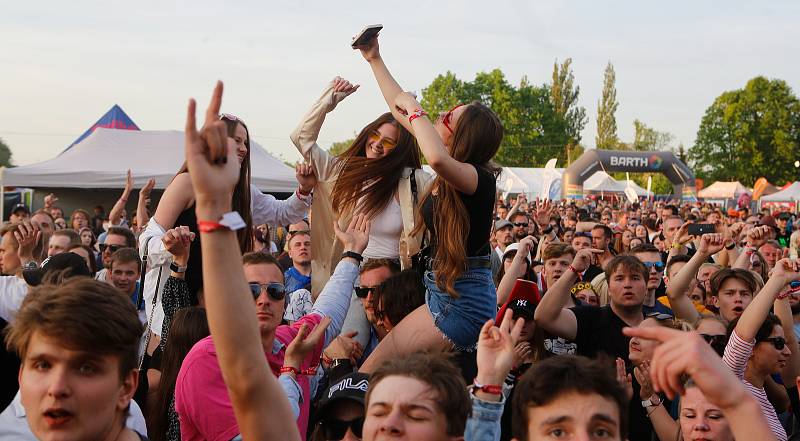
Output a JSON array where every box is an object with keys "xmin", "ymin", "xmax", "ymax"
[
  {"xmin": 342, "ymin": 251, "xmax": 364, "ymax": 263},
  {"xmin": 22, "ymin": 261, "xmax": 38, "ymax": 271},
  {"xmin": 641, "ymin": 394, "xmax": 662, "ymax": 408},
  {"xmin": 170, "ymin": 261, "xmax": 187, "ymax": 273}
]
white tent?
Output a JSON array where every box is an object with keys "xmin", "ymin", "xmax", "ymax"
[
  {"xmin": 761, "ymin": 182, "xmax": 800, "ymax": 202},
  {"xmin": 584, "ymin": 171, "xmax": 648, "ymax": 196},
  {"xmin": 2, "ymin": 128, "xmax": 297, "ymax": 192},
  {"xmin": 697, "ymin": 181, "xmax": 751, "ymax": 199}
]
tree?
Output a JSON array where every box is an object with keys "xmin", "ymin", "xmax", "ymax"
[
  {"xmin": 420, "ymin": 69, "xmax": 570, "ymax": 166},
  {"xmin": 631, "ymin": 119, "xmax": 674, "ymax": 151},
  {"xmin": 0, "ymin": 138, "xmax": 13, "ymax": 168},
  {"xmin": 689, "ymin": 76, "xmax": 800, "ymax": 186},
  {"xmin": 550, "ymin": 58, "xmax": 588, "ymax": 164},
  {"xmin": 596, "ymin": 62, "xmax": 619, "ymax": 149},
  {"xmin": 328, "ymin": 137, "xmax": 355, "ymax": 156}
]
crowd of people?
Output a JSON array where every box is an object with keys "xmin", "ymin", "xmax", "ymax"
[{"xmin": 0, "ymin": 32, "xmax": 798, "ymax": 441}]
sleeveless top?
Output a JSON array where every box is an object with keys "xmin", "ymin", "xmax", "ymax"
[{"xmin": 174, "ymin": 204, "xmax": 203, "ymax": 297}]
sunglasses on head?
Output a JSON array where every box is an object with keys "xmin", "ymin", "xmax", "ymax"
[
  {"xmin": 642, "ymin": 261, "xmax": 665, "ymax": 271},
  {"xmin": 99, "ymin": 243, "xmax": 124, "ymax": 254},
  {"xmin": 248, "ymin": 282, "xmax": 286, "ymax": 301},
  {"xmin": 760, "ymin": 336, "xmax": 786, "ymax": 350},
  {"xmin": 219, "ymin": 113, "xmax": 245, "ymax": 124},
  {"xmin": 319, "ymin": 417, "xmax": 364, "ymax": 440},
  {"xmin": 354, "ymin": 285, "xmax": 381, "ymax": 299}
]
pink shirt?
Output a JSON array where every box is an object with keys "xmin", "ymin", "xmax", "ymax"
[{"xmin": 175, "ymin": 313, "xmax": 324, "ymax": 440}]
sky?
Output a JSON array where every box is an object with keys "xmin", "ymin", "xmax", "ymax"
[{"xmin": 1, "ymin": 1, "xmax": 798, "ymax": 168}]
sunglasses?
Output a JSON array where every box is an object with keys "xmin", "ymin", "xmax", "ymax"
[
  {"xmin": 219, "ymin": 113, "xmax": 245, "ymax": 124},
  {"xmin": 642, "ymin": 261, "xmax": 665, "ymax": 271},
  {"xmin": 441, "ymin": 104, "xmax": 464, "ymax": 134},
  {"xmin": 700, "ymin": 333, "xmax": 728, "ymax": 354},
  {"xmin": 760, "ymin": 336, "xmax": 786, "ymax": 350},
  {"xmin": 99, "ymin": 243, "xmax": 124, "ymax": 254},
  {"xmin": 513, "ymin": 222, "xmax": 529, "ymax": 228},
  {"xmin": 248, "ymin": 282, "xmax": 286, "ymax": 301},
  {"xmin": 319, "ymin": 417, "xmax": 364, "ymax": 440},
  {"xmin": 646, "ymin": 312, "xmax": 674, "ymax": 321},
  {"xmin": 354, "ymin": 285, "xmax": 381, "ymax": 299},
  {"xmin": 367, "ymin": 130, "xmax": 397, "ymax": 151}
]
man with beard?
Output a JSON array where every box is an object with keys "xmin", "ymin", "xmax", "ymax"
[
  {"xmin": 494, "ymin": 220, "xmax": 514, "ymax": 259},
  {"xmin": 510, "ymin": 212, "xmax": 531, "ymax": 242}
]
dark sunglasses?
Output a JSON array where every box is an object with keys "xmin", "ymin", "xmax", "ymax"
[
  {"xmin": 320, "ymin": 417, "xmax": 364, "ymax": 440},
  {"xmin": 99, "ymin": 243, "xmax": 124, "ymax": 254},
  {"xmin": 760, "ymin": 336, "xmax": 786, "ymax": 350},
  {"xmin": 646, "ymin": 312, "xmax": 674, "ymax": 321},
  {"xmin": 513, "ymin": 222, "xmax": 529, "ymax": 228},
  {"xmin": 248, "ymin": 282, "xmax": 286, "ymax": 301},
  {"xmin": 700, "ymin": 333, "xmax": 728, "ymax": 356},
  {"xmin": 642, "ymin": 261, "xmax": 665, "ymax": 271},
  {"xmin": 354, "ymin": 285, "xmax": 381, "ymax": 299}
]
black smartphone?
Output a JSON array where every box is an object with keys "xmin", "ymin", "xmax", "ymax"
[
  {"xmin": 687, "ymin": 223, "xmax": 715, "ymax": 236},
  {"xmin": 351, "ymin": 24, "xmax": 383, "ymax": 48}
]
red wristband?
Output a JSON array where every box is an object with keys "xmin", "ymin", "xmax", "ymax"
[
  {"xmin": 280, "ymin": 366, "xmax": 299, "ymax": 376},
  {"xmin": 568, "ymin": 265, "xmax": 583, "ymax": 281},
  {"xmin": 472, "ymin": 379, "xmax": 502, "ymax": 395},
  {"xmin": 408, "ymin": 110, "xmax": 428, "ymax": 124},
  {"xmin": 198, "ymin": 220, "xmax": 227, "ymax": 233}
]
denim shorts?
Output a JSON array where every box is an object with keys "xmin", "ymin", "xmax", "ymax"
[{"xmin": 424, "ymin": 256, "xmax": 496, "ymax": 352}]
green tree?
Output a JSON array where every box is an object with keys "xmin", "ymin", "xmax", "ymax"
[
  {"xmin": 550, "ymin": 58, "xmax": 587, "ymax": 164},
  {"xmin": 631, "ymin": 119, "xmax": 674, "ymax": 151},
  {"xmin": 596, "ymin": 62, "xmax": 619, "ymax": 149},
  {"xmin": 689, "ymin": 76, "xmax": 800, "ymax": 186},
  {"xmin": 328, "ymin": 137, "xmax": 355, "ymax": 156},
  {"xmin": 420, "ymin": 69, "xmax": 570, "ymax": 166},
  {"xmin": 0, "ymin": 138, "xmax": 13, "ymax": 167}
]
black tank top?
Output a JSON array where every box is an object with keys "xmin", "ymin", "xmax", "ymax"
[{"xmin": 174, "ymin": 204, "xmax": 203, "ymax": 297}]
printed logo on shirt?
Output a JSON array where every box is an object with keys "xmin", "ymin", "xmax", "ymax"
[{"xmin": 328, "ymin": 377, "xmax": 369, "ymax": 398}]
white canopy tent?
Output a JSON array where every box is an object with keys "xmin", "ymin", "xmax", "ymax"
[
  {"xmin": 584, "ymin": 171, "xmax": 649, "ymax": 196},
  {"xmin": 761, "ymin": 182, "xmax": 800, "ymax": 202},
  {"xmin": 2, "ymin": 128, "xmax": 297, "ymax": 191},
  {"xmin": 697, "ymin": 181, "xmax": 751, "ymax": 199}
]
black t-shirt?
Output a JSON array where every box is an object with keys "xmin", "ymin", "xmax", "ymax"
[
  {"xmin": 570, "ymin": 305, "xmax": 654, "ymax": 440},
  {"xmin": 421, "ymin": 164, "xmax": 497, "ymax": 257}
]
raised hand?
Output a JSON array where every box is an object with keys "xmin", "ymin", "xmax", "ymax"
[
  {"xmin": 332, "ymin": 76, "xmax": 360, "ymax": 98},
  {"xmin": 295, "ymin": 162, "xmax": 316, "ymax": 194},
  {"xmin": 698, "ymin": 233, "xmax": 726, "ymax": 256},
  {"xmin": 184, "ymin": 81, "xmax": 239, "ymax": 213},
  {"xmin": 535, "ymin": 200, "xmax": 553, "ymax": 227},
  {"xmin": 770, "ymin": 258, "xmax": 800, "ymax": 285},
  {"xmin": 284, "ymin": 316, "xmax": 331, "ymax": 370},
  {"xmin": 513, "ymin": 341, "xmax": 532, "ymax": 367},
  {"xmin": 353, "ymin": 32, "xmax": 381, "ymax": 62},
  {"xmin": 162, "ymin": 226, "xmax": 195, "ymax": 266},
  {"xmin": 323, "ymin": 331, "xmax": 364, "ymax": 365},
  {"xmin": 14, "ymin": 222, "xmax": 41, "ymax": 263},
  {"xmin": 745, "ymin": 225, "xmax": 771, "ymax": 248},
  {"xmin": 393, "ymin": 91, "xmax": 421, "ymax": 116},
  {"xmin": 515, "ymin": 236, "xmax": 536, "ymax": 261},
  {"xmin": 616, "ymin": 357, "xmax": 633, "ymax": 401},
  {"xmin": 634, "ymin": 362, "xmax": 655, "ymax": 400},
  {"xmin": 334, "ymin": 214, "xmax": 371, "ymax": 255},
  {"xmin": 43, "ymin": 193, "xmax": 58, "ymax": 209},
  {"xmin": 571, "ymin": 248, "xmax": 605, "ymax": 273},
  {"xmin": 476, "ymin": 309, "xmax": 524, "ymax": 391},
  {"xmin": 123, "ymin": 169, "xmax": 134, "ymax": 197},
  {"xmin": 140, "ymin": 178, "xmax": 156, "ymax": 203}
]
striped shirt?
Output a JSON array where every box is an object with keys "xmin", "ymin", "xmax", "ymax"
[{"xmin": 723, "ymin": 330, "xmax": 788, "ymax": 441}]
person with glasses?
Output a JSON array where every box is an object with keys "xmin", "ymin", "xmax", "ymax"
[
  {"xmin": 630, "ymin": 243, "xmax": 672, "ymax": 316},
  {"xmin": 509, "ymin": 211, "xmax": 531, "ymax": 242},
  {"xmin": 175, "ymin": 204, "xmax": 370, "ymax": 439},
  {"xmin": 721, "ymin": 258, "xmax": 800, "ymax": 441},
  {"xmin": 291, "ymin": 76, "xmax": 430, "ymax": 297},
  {"xmin": 139, "ymin": 112, "xmax": 314, "ymax": 350},
  {"xmin": 311, "ymin": 372, "xmax": 369, "ymax": 441},
  {"xmin": 95, "ymin": 225, "xmax": 137, "ymax": 282}
]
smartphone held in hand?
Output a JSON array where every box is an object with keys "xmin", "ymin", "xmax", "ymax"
[{"xmin": 351, "ymin": 24, "xmax": 383, "ymax": 48}]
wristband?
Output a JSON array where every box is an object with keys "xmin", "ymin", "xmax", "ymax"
[
  {"xmin": 471, "ymin": 380, "xmax": 502, "ymax": 396},
  {"xmin": 670, "ymin": 242, "xmax": 683, "ymax": 250},
  {"xmin": 280, "ymin": 366, "xmax": 299, "ymax": 376},
  {"xmin": 198, "ymin": 211, "xmax": 247, "ymax": 233},
  {"xmin": 169, "ymin": 261, "xmax": 187, "ymax": 273},
  {"xmin": 777, "ymin": 291, "xmax": 790, "ymax": 300},
  {"xmin": 568, "ymin": 265, "xmax": 583, "ymax": 281},
  {"xmin": 342, "ymin": 250, "xmax": 364, "ymax": 263},
  {"xmin": 725, "ymin": 241, "xmax": 737, "ymax": 250},
  {"xmin": 297, "ymin": 187, "xmax": 312, "ymax": 197},
  {"xmin": 408, "ymin": 109, "xmax": 428, "ymax": 124}
]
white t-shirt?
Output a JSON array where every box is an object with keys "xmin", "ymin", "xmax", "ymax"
[
  {"xmin": 362, "ymin": 197, "xmax": 403, "ymax": 260},
  {"xmin": 0, "ymin": 276, "xmax": 30, "ymax": 322}
]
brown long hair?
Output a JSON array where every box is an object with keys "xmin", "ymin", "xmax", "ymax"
[
  {"xmin": 416, "ymin": 102, "xmax": 503, "ymax": 297},
  {"xmin": 331, "ymin": 113, "xmax": 421, "ymax": 219},
  {"xmin": 175, "ymin": 117, "xmax": 253, "ymax": 252},
  {"xmin": 148, "ymin": 307, "xmax": 210, "ymax": 441}
]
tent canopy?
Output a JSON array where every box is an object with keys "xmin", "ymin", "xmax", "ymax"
[
  {"xmin": 65, "ymin": 104, "xmax": 140, "ymax": 152},
  {"xmin": 3, "ymin": 128, "xmax": 297, "ymax": 193},
  {"xmin": 697, "ymin": 181, "xmax": 751, "ymax": 199},
  {"xmin": 584, "ymin": 171, "xmax": 649, "ymax": 196},
  {"xmin": 761, "ymin": 182, "xmax": 800, "ymax": 202}
]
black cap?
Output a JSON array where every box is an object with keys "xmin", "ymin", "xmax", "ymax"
[
  {"xmin": 508, "ymin": 298, "xmax": 536, "ymax": 318},
  {"xmin": 11, "ymin": 203, "xmax": 29, "ymax": 215},
  {"xmin": 316, "ymin": 372, "xmax": 369, "ymax": 419},
  {"xmin": 778, "ymin": 212, "xmax": 792, "ymax": 221},
  {"xmin": 23, "ymin": 252, "xmax": 92, "ymax": 286}
]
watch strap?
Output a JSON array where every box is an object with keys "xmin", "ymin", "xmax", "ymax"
[
  {"xmin": 170, "ymin": 261, "xmax": 187, "ymax": 273},
  {"xmin": 342, "ymin": 251, "xmax": 364, "ymax": 263}
]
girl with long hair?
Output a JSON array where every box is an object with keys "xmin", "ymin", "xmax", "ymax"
[
  {"xmin": 290, "ymin": 76, "xmax": 430, "ymax": 297},
  {"xmin": 139, "ymin": 114, "xmax": 314, "ymax": 342},
  {"xmin": 354, "ymin": 33, "xmax": 503, "ymax": 371}
]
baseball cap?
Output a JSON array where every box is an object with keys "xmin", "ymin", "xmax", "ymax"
[
  {"xmin": 496, "ymin": 279, "xmax": 539, "ymax": 323},
  {"xmin": 777, "ymin": 212, "xmax": 792, "ymax": 221},
  {"xmin": 11, "ymin": 203, "xmax": 30, "ymax": 215},
  {"xmin": 316, "ymin": 372, "xmax": 369, "ymax": 419},
  {"xmin": 503, "ymin": 242, "xmax": 532, "ymax": 263},
  {"xmin": 494, "ymin": 219, "xmax": 513, "ymax": 230},
  {"xmin": 23, "ymin": 252, "xmax": 92, "ymax": 286}
]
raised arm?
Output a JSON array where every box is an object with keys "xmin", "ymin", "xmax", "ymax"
[
  {"xmin": 186, "ymin": 81, "xmax": 300, "ymax": 441},
  {"xmin": 735, "ymin": 258, "xmax": 800, "ymax": 342},
  {"xmin": 109, "ymin": 169, "xmax": 134, "ymax": 226},
  {"xmin": 496, "ymin": 236, "xmax": 535, "ymax": 306},
  {"xmin": 249, "ymin": 163, "xmax": 314, "ymax": 227},
  {"xmin": 533, "ymin": 248, "xmax": 601, "ymax": 340},
  {"xmin": 354, "ymin": 36, "xmax": 412, "ymax": 135},
  {"xmin": 666, "ymin": 234, "xmax": 725, "ymax": 324},
  {"xmin": 136, "ymin": 178, "xmax": 156, "ymax": 231},
  {"xmin": 773, "ymin": 290, "xmax": 800, "ymax": 385}
]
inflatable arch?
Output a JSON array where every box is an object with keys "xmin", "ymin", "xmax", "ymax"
[{"xmin": 561, "ymin": 150, "xmax": 696, "ymax": 199}]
